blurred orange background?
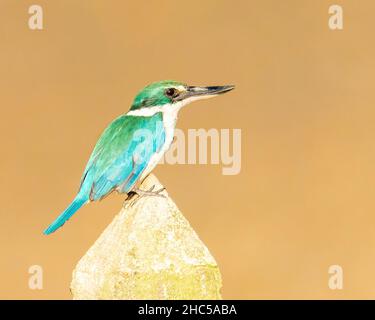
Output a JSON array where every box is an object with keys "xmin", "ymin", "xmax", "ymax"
[{"xmin": 1, "ymin": 0, "xmax": 375, "ymax": 299}]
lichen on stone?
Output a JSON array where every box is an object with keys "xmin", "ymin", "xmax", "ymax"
[{"xmin": 71, "ymin": 174, "xmax": 222, "ymax": 300}]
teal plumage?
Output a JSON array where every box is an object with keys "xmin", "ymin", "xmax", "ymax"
[
  {"xmin": 81, "ymin": 113, "xmax": 165, "ymax": 200},
  {"xmin": 43, "ymin": 80, "xmax": 234, "ymax": 235},
  {"xmin": 44, "ymin": 113, "xmax": 165, "ymax": 235},
  {"xmin": 130, "ymin": 80, "xmax": 181, "ymax": 110}
]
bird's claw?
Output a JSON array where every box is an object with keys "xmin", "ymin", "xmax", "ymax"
[{"xmin": 124, "ymin": 185, "xmax": 166, "ymax": 208}]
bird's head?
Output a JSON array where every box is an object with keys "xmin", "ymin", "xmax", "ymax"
[{"xmin": 129, "ymin": 80, "xmax": 234, "ymax": 113}]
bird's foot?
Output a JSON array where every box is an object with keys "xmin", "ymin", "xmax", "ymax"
[
  {"xmin": 134, "ymin": 185, "xmax": 166, "ymax": 198},
  {"xmin": 124, "ymin": 185, "xmax": 166, "ymax": 208}
]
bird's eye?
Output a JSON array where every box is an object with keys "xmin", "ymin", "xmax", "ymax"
[{"xmin": 165, "ymin": 88, "xmax": 179, "ymax": 98}]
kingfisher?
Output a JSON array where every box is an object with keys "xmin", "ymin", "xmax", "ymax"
[{"xmin": 44, "ymin": 80, "xmax": 234, "ymax": 235}]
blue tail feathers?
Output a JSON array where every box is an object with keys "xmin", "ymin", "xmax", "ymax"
[{"xmin": 43, "ymin": 197, "xmax": 86, "ymax": 235}]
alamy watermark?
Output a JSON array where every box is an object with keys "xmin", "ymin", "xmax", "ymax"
[
  {"xmin": 159, "ymin": 128, "xmax": 241, "ymax": 175},
  {"xmin": 328, "ymin": 5, "xmax": 344, "ymax": 30},
  {"xmin": 28, "ymin": 5, "xmax": 43, "ymax": 30},
  {"xmin": 28, "ymin": 265, "xmax": 43, "ymax": 290},
  {"xmin": 328, "ymin": 265, "xmax": 343, "ymax": 290},
  {"xmin": 28, "ymin": 4, "xmax": 344, "ymax": 32},
  {"xmin": 132, "ymin": 124, "xmax": 242, "ymax": 176}
]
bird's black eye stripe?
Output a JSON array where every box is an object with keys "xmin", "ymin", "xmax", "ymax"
[{"xmin": 165, "ymin": 88, "xmax": 179, "ymax": 98}]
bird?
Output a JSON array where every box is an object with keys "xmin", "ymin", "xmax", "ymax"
[{"xmin": 43, "ymin": 80, "xmax": 234, "ymax": 235}]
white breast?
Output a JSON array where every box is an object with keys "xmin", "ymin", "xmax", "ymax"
[{"xmin": 139, "ymin": 106, "xmax": 178, "ymax": 181}]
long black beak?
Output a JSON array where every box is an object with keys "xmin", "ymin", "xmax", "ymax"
[{"xmin": 176, "ymin": 85, "xmax": 235, "ymax": 101}]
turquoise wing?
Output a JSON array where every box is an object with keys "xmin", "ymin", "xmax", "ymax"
[{"xmin": 79, "ymin": 113, "xmax": 165, "ymax": 201}]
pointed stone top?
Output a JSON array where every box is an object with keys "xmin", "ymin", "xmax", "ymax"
[{"xmin": 71, "ymin": 174, "xmax": 222, "ymax": 299}]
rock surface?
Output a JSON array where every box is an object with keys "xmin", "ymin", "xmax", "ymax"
[{"xmin": 71, "ymin": 174, "xmax": 222, "ymax": 299}]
